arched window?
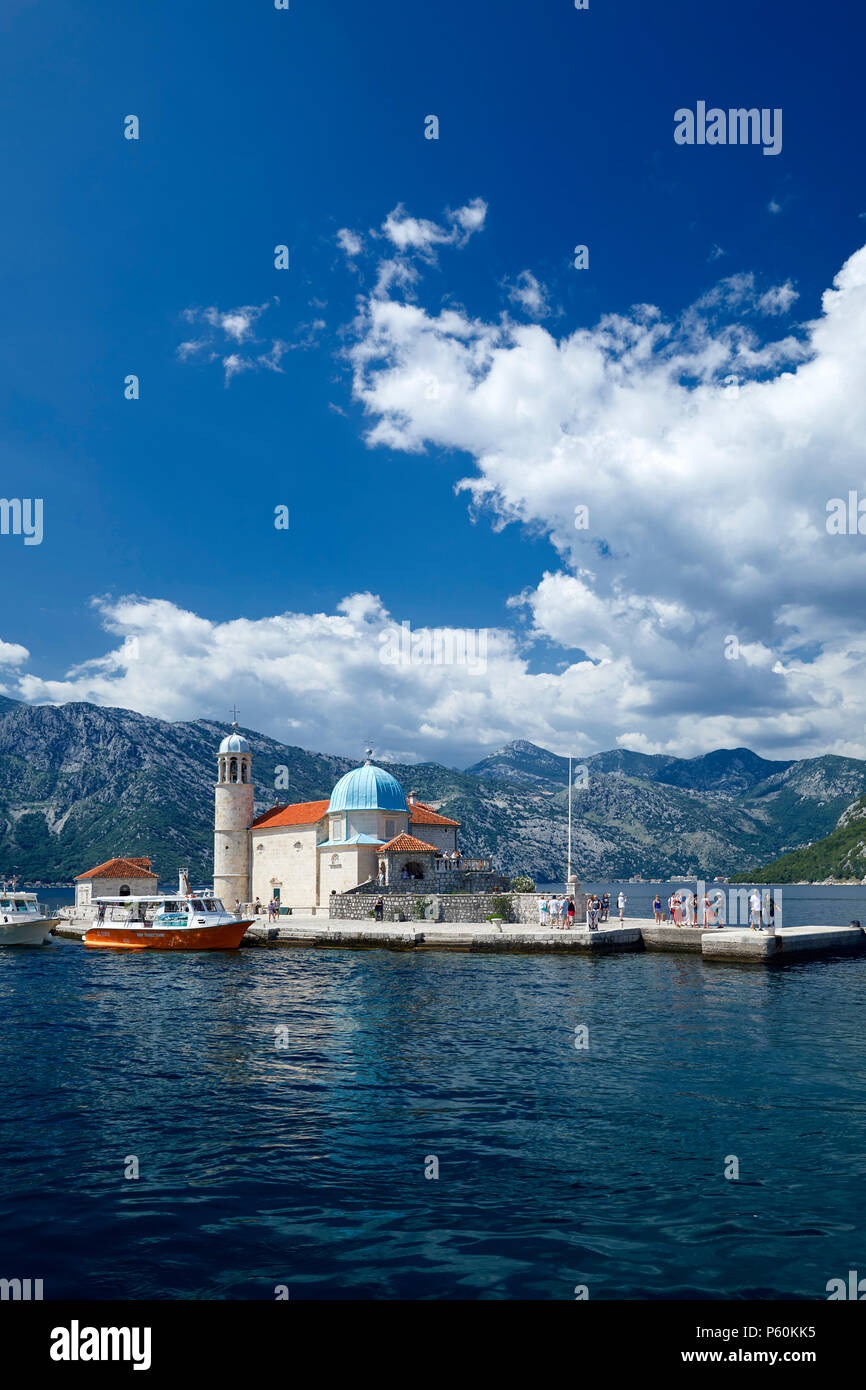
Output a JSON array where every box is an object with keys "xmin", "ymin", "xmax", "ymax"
[
  {"xmin": 404, "ymin": 861, "xmax": 425, "ymax": 881},
  {"xmin": 230, "ymin": 758, "xmax": 238, "ymax": 783},
  {"xmin": 241, "ymin": 761, "xmax": 248, "ymax": 783},
  {"xmin": 119, "ymin": 884, "xmax": 131, "ymax": 897}
]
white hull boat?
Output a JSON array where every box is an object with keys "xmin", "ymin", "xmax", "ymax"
[{"xmin": 0, "ymin": 891, "xmax": 58, "ymax": 946}]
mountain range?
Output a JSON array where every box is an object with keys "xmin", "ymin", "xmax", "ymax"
[{"xmin": 1, "ymin": 700, "xmax": 865, "ymax": 884}]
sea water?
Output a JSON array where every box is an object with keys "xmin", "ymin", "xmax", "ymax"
[{"xmin": 0, "ymin": 886, "xmax": 864, "ymax": 1300}]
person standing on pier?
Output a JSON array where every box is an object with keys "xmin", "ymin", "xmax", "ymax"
[
  {"xmin": 653, "ymin": 894, "xmax": 662, "ymax": 924},
  {"xmin": 749, "ymin": 888, "xmax": 763, "ymax": 930},
  {"xmin": 538, "ymin": 895, "xmax": 549, "ymax": 928},
  {"xmin": 618, "ymin": 891, "xmax": 627, "ymax": 924},
  {"xmin": 559, "ymin": 896, "xmax": 569, "ymax": 929},
  {"xmin": 567, "ymin": 896, "xmax": 575, "ymax": 927}
]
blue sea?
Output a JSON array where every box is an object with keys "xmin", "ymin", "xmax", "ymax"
[{"xmin": 0, "ymin": 884, "xmax": 864, "ymax": 1300}]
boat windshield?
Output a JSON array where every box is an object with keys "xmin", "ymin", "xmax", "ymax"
[{"xmin": 192, "ymin": 899, "xmax": 206, "ymax": 911}]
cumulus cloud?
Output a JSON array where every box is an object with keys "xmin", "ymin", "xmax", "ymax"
[
  {"xmin": 8, "ymin": 594, "xmax": 618, "ymax": 767},
  {"xmin": 9, "ymin": 202, "xmax": 866, "ymax": 767},
  {"xmin": 334, "ymin": 203, "xmax": 866, "ymax": 760},
  {"xmin": 0, "ymin": 639, "xmax": 28, "ymax": 667}
]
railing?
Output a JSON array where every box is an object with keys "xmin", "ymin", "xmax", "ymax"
[{"xmin": 434, "ymin": 857, "xmax": 492, "ymax": 873}]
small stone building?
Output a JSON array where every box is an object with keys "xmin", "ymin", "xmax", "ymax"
[{"xmin": 74, "ymin": 856, "xmax": 158, "ymax": 907}]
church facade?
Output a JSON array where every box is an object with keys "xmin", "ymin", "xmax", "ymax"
[{"xmin": 213, "ymin": 725, "xmax": 461, "ymax": 910}]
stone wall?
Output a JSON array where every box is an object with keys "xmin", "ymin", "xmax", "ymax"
[{"xmin": 328, "ymin": 891, "xmax": 573, "ymax": 923}]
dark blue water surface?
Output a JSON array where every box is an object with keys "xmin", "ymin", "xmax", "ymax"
[{"xmin": 1, "ymin": 922, "xmax": 865, "ymax": 1300}]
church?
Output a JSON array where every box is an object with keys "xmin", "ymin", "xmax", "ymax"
[{"xmin": 213, "ymin": 721, "xmax": 463, "ymax": 911}]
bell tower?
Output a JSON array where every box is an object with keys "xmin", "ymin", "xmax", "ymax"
[{"xmin": 214, "ymin": 708, "xmax": 254, "ymax": 907}]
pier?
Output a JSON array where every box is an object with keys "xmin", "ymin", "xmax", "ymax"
[{"xmin": 51, "ymin": 913, "xmax": 866, "ymax": 962}]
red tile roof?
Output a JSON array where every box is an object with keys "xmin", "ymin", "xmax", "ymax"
[
  {"xmin": 379, "ymin": 832, "xmax": 440, "ymax": 854},
  {"xmin": 75, "ymin": 856, "xmax": 156, "ymax": 881},
  {"xmin": 251, "ymin": 799, "xmax": 330, "ymax": 829},
  {"xmin": 409, "ymin": 800, "xmax": 460, "ymax": 827},
  {"xmin": 250, "ymin": 797, "xmax": 460, "ymax": 832}
]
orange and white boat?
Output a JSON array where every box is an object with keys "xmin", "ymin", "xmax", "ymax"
[{"xmin": 84, "ymin": 869, "xmax": 253, "ymax": 951}]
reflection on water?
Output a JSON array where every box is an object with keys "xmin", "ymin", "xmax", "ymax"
[{"xmin": 0, "ymin": 937, "xmax": 864, "ymax": 1299}]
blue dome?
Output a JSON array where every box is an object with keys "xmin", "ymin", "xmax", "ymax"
[
  {"xmin": 328, "ymin": 763, "xmax": 407, "ymax": 814},
  {"xmin": 219, "ymin": 730, "xmax": 250, "ymax": 754}
]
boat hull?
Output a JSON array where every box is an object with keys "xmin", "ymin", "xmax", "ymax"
[
  {"xmin": 83, "ymin": 919, "xmax": 252, "ymax": 950},
  {"xmin": 0, "ymin": 917, "xmax": 58, "ymax": 947}
]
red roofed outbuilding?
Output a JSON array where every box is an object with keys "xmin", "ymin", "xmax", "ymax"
[{"xmin": 75, "ymin": 857, "xmax": 158, "ymax": 907}]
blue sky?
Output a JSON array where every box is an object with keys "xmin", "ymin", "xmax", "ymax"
[{"xmin": 2, "ymin": 0, "xmax": 866, "ymax": 767}]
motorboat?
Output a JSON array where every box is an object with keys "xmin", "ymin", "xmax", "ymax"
[
  {"xmin": 84, "ymin": 869, "xmax": 252, "ymax": 951},
  {"xmin": 0, "ymin": 889, "xmax": 59, "ymax": 946}
]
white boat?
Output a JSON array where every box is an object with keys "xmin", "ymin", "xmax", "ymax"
[{"xmin": 0, "ymin": 889, "xmax": 59, "ymax": 946}]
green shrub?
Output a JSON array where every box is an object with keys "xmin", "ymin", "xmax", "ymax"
[
  {"xmin": 490, "ymin": 894, "xmax": 514, "ymax": 922},
  {"xmin": 510, "ymin": 875, "xmax": 535, "ymax": 893}
]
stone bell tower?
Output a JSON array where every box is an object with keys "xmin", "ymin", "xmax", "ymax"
[{"xmin": 214, "ymin": 709, "xmax": 254, "ymax": 907}]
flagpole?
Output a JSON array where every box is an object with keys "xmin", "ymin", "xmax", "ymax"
[{"xmin": 567, "ymin": 754, "xmax": 572, "ymax": 887}]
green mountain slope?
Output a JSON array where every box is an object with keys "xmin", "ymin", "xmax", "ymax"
[{"xmin": 732, "ymin": 793, "xmax": 866, "ymax": 883}]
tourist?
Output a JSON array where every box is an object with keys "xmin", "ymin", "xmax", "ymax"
[
  {"xmin": 749, "ymin": 888, "xmax": 763, "ymax": 930},
  {"xmin": 618, "ymin": 890, "xmax": 627, "ymax": 924},
  {"xmin": 234, "ymin": 898, "xmax": 242, "ymax": 915},
  {"xmin": 538, "ymin": 895, "xmax": 549, "ymax": 928},
  {"xmin": 701, "ymin": 892, "xmax": 712, "ymax": 927},
  {"xmin": 254, "ymin": 897, "xmax": 262, "ymax": 917},
  {"xmin": 669, "ymin": 892, "xmax": 680, "ymax": 926},
  {"xmin": 401, "ymin": 867, "xmax": 408, "ymax": 881},
  {"xmin": 377, "ymin": 866, "xmax": 385, "ymax": 887},
  {"xmin": 374, "ymin": 896, "xmax": 384, "ymax": 922},
  {"xmin": 559, "ymin": 896, "xmax": 569, "ymax": 928},
  {"xmin": 767, "ymin": 895, "xmax": 776, "ymax": 932},
  {"xmin": 653, "ymin": 893, "xmax": 662, "ymax": 924},
  {"xmin": 567, "ymin": 896, "xmax": 575, "ymax": 927},
  {"xmin": 601, "ymin": 892, "xmax": 610, "ymax": 922}
]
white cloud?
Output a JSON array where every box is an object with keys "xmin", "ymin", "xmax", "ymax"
[
  {"xmin": 8, "ymin": 594, "xmax": 629, "ymax": 766},
  {"xmin": 0, "ymin": 639, "xmax": 28, "ymax": 667},
  {"xmin": 11, "ymin": 203, "xmax": 866, "ymax": 768},
  {"xmin": 506, "ymin": 270, "xmax": 551, "ymax": 318},
  {"xmin": 758, "ymin": 281, "xmax": 799, "ymax": 315},
  {"xmin": 177, "ymin": 301, "xmax": 289, "ymax": 385},
  {"xmin": 337, "ymin": 228, "xmax": 363, "ymax": 257},
  {"xmin": 334, "ymin": 204, "xmax": 866, "ymax": 760}
]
